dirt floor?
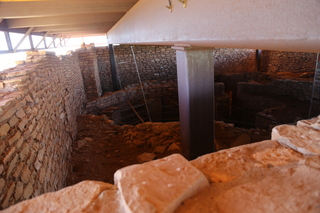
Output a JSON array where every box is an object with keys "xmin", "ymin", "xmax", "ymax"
[{"xmin": 66, "ymin": 115, "xmax": 271, "ymax": 186}]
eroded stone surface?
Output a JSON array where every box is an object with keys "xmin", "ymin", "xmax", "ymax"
[
  {"xmin": 1, "ymin": 181, "xmax": 118, "ymax": 213},
  {"xmin": 176, "ymin": 140, "xmax": 320, "ymax": 213},
  {"xmin": 272, "ymin": 124, "xmax": 320, "ymax": 155},
  {"xmin": 114, "ymin": 154, "xmax": 209, "ymax": 213},
  {"xmin": 1, "ymin": 140, "xmax": 320, "ymax": 213},
  {"xmin": 297, "ymin": 116, "xmax": 320, "ymax": 130}
]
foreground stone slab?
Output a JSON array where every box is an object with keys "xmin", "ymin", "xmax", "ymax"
[
  {"xmin": 1, "ymin": 181, "xmax": 121, "ymax": 213},
  {"xmin": 272, "ymin": 124, "xmax": 320, "ymax": 155},
  {"xmin": 297, "ymin": 116, "xmax": 320, "ymax": 130},
  {"xmin": 114, "ymin": 154, "xmax": 209, "ymax": 213},
  {"xmin": 176, "ymin": 140, "xmax": 320, "ymax": 213}
]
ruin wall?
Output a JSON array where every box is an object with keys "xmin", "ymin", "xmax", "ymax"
[
  {"xmin": 0, "ymin": 51, "xmax": 86, "ymax": 209},
  {"xmin": 261, "ymin": 51, "xmax": 317, "ymax": 74}
]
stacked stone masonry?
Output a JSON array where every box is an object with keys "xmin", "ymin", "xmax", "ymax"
[
  {"xmin": 77, "ymin": 47, "xmax": 102, "ymax": 101},
  {"xmin": 77, "ymin": 45, "xmax": 317, "ymax": 100},
  {"xmin": 0, "ymin": 51, "xmax": 86, "ymax": 209},
  {"xmin": 261, "ymin": 51, "xmax": 317, "ymax": 74}
]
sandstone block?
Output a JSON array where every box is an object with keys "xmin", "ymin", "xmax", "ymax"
[
  {"xmin": 0, "ymin": 108, "xmax": 17, "ymax": 123},
  {"xmin": 16, "ymin": 109, "xmax": 26, "ymax": 119},
  {"xmin": 2, "ymin": 183, "xmax": 15, "ymax": 209},
  {"xmin": 2, "ymin": 147, "xmax": 16, "ymax": 164},
  {"xmin": 21, "ymin": 166, "xmax": 31, "ymax": 184},
  {"xmin": 154, "ymin": 145, "xmax": 167, "ymax": 154},
  {"xmin": 7, "ymin": 154, "xmax": 19, "ymax": 178},
  {"xmin": 272, "ymin": 124, "xmax": 320, "ymax": 155},
  {"xmin": 3, "ymin": 181, "xmax": 119, "ymax": 213},
  {"xmin": 114, "ymin": 154, "xmax": 209, "ymax": 213},
  {"xmin": 22, "ymin": 183, "xmax": 33, "ymax": 199},
  {"xmin": 18, "ymin": 119, "xmax": 28, "ymax": 132},
  {"xmin": 0, "ymin": 178, "xmax": 5, "ymax": 192},
  {"xmin": 297, "ymin": 116, "xmax": 320, "ymax": 130},
  {"xmin": 168, "ymin": 143, "xmax": 180, "ymax": 151},
  {"xmin": 19, "ymin": 143, "xmax": 30, "ymax": 161},
  {"xmin": 8, "ymin": 115, "xmax": 19, "ymax": 127},
  {"xmin": 13, "ymin": 182, "xmax": 23, "ymax": 202},
  {"xmin": 13, "ymin": 162, "xmax": 24, "ymax": 179},
  {"xmin": 137, "ymin": 152, "xmax": 155, "ymax": 163},
  {"xmin": 8, "ymin": 130, "xmax": 21, "ymax": 145},
  {"xmin": 0, "ymin": 124, "xmax": 10, "ymax": 137},
  {"xmin": 0, "ymin": 140, "xmax": 5, "ymax": 156}
]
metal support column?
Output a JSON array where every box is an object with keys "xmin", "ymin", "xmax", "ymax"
[
  {"xmin": 29, "ymin": 35, "xmax": 34, "ymax": 50},
  {"xmin": 256, "ymin": 49, "xmax": 262, "ymax": 72},
  {"xmin": 4, "ymin": 31, "xmax": 13, "ymax": 52},
  {"xmin": 109, "ymin": 44, "xmax": 120, "ymax": 91},
  {"xmin": 309, "ymin": 53, "xmax": 320, "ymax": 118},
  {"xmin": 172, "ymin": 45, "xmax": 215, "ymax": 160}
]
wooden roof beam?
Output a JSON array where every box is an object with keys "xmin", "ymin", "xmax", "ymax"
[
  {"xmin": 33, "ymin": 23, "xmax": 114, "ymax": 33},
  {"xmin": 0, "ymin": 0, "xmax": 137, "ymax": 18},
  {"xmin": 6, "ymin": 13, "xmax": 123, "ymax": 28}
]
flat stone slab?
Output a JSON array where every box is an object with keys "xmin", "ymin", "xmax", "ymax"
[
  {"xmin": 1, "ymin": 181, "xmax": 121, "ymax": 213},
  {"xmin": 114, "ymin": 154, "xmax": 209, "ymax": 213},
  {"xmin": 272, "ymin": 124, "xmax": 320, "ymax": 155},
  {"xmin": 176, "ymin": 140, "xmax": 320, "ymax": 213},
  {"xmin": 297, "ymin": 115, "xmax": 320, "ymax": 130}
]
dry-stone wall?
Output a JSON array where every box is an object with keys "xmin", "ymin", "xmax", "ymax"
[
  {"xmin": 96, "ymin": 47, "xmax": 113, "ymax": 92},
  {"xmin": 77, "ymin": 47, "xmax": 102, "ymax": 101},
  {"xmin": 0, "ymin": 51, "xmax": 86, "ymax": 209},
  {"xmin": 213, "ymin": 48, "xmax": 256, "ymax": 75},
  {"xmin": 113, "ymin": 45, "xmax": 177, "ymax": 89},
  {"xmin": 86, "ymin": 80, "xmax": 178, "ymax": 114},
  {"xmin": 237, "ymin": 79, "xmax": 313, "ymax": 102},
  {"xmin": 261, "ymin": 51, "xmax": 317, "ymax": 74}
]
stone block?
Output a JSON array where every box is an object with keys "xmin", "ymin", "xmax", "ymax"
[
  {"xmin": 7, "ymin": 154, "xmax": 19, "ymax": 178},
  {"xmin": 21, "ymin": 166, "xmax": 31, "ymax": 184},
  {"xmin": 19, "ymin": 143, "xmax": 30, "ymax": 161},
  {"xmin": 0, "ymin": 108, "xmax": 17, "ymax": 123},
  {"xmin": 0, "ymin": 140, "xmax": 5, "ymax": 156},
  {"xmin": 23, "ymin": 183, "xmax": 33, "ymax": 199},
  {"xmin": 8, "ymin": 130, "xmax": 21, "ymax": 145},
  {"xmin": 0, "ymin": 178, "xmax": 5, "ymax": 193},
  {"xmin": 2, "ymin": 183, "xmax": 15, "ymax": 209},
  {"xmin": 114, "ymin": 154, "xmax": 209, "ymax": 213},
  {"xmin": 8, "ymin": 115, "xmax": 19, "ymax": 128},
  {"xmin": 13, "ymin": 162, "xmax": 24, "ymax": 179},
  {"xmin": 0, "ymin": 123, "xmax": 10, "ymax": 137},
  {"xmin": 14, "ymin": 181, "xmax": 24, "ymax": 200},
  {"xmin": 272, "ymin": 124, "xmax": 320, "ymax": 156},
  {"xmin": 2, "ymin": 147, "xmax": 16, "ymax": 164},
  {"xmin": 16, "ymin": 109, "xmax": 26, "ymax": 119}
]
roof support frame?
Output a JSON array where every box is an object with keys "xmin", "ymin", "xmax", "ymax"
[
  {"xmin": 4, "ymin": 31, "xmax": 13, "ymax": 52},
  {"xmin": 29, "ymin": 35, "xmax": 34, "ymax": 50},
  {"xmin": 35, "ymin": 32, "xmax": 48, "ymax": 50},
  {"xmin": 13, "ymin": 27, "xmax": 34, "ymax": 53}
]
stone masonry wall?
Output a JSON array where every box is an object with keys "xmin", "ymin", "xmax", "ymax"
[
  {"xmin": 0, "ymin": 51, "xmax": 86, "ymax": 209},
  {"xmin": 113, "ymin": 45, "xmax": 177, "ymax": 89},
  {"xmin": 237, "ymin": 79, "xmax": 313, "ymax": 102},
  {"xmin": 261, "ymin": 51, "xmax": 317, "ymax": 74},
  {"xmin": 77, "ymin": 47, "xmax": 102, "ymax": 101},
  {"xmin": 213, "ymin": 48, "xmax": 256, "ymax": 75}
]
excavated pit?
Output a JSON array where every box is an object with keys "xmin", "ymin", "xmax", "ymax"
[{"xmin": 67, "ymin": 73, "xmax": 319, "ymax": 187}]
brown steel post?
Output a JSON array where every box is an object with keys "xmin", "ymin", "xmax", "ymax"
[{"xmin": 172, "ymin": 45, "xmax": 215, "ymax": 160}]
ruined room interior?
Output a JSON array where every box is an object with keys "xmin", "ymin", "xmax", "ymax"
[{"xmin": 0, "ymin": 0, "xmax": 319, "ymax": 212}]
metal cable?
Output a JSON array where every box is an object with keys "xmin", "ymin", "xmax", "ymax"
[{"xmin": 130, "ymin": 46, "xmax": 152, "ymax": 122}]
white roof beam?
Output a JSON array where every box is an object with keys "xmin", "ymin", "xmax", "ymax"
[
  {"xmin": 7, "ymin": 13, "xmax": 123, "ymax": 28},
  {"xmin": 107, "ymin": 0, "xmax": 320, "ymax": 53}
]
